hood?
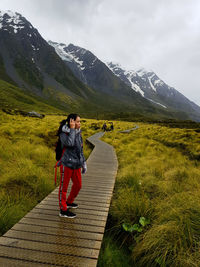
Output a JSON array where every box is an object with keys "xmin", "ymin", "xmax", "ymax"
[{"xmin": 62, "ymin": 125, "xmax": 81, "ymax": 134}]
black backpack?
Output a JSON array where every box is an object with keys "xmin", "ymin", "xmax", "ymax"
[
  {"xmin": 55, "ymin": 137, "xmax": 63, "ymax": 161},
  {"xmin": 54, "ymin": 132, "xmax": 69, "ymax": 185},
  {"xmin": 54, "ymin": 136, "xmax": 66, "ymax": 185}
]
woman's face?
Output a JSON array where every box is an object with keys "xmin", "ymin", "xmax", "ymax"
[{"xmin": 75, "ymin": 116, "xmax": 81, "ymax": 129}]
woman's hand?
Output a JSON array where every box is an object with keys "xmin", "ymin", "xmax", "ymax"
[
  {"xmin": 82, "ymin": 162, "xmax": 87, "ymax": 174},
  {"xmin": 70, "ymin": 118, "xmax": 75, "ymax": 129}
]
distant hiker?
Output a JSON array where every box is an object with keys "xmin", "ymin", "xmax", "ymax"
[
  {"xmin": 102, "ymin": 122, "xmax": 107, "ymax": 131},
  {"xmin": 110, "ymin": 122, "xmax": 114, "ymax": 131},
  {"xmin": 56, "ymin": 114, "xmax": 87, "ymax": 218}
]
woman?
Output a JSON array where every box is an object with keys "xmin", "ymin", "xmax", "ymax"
[{"xmin": 57, "ymin": 113, "xmax": 87, "ymax": 218}]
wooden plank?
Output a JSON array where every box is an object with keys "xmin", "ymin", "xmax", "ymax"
[
  {"xmin": 36, "ymin": 204, "xmax": 109, "ymax": 216},
  {"xmin": 45, "ymin": 195, "xmax": 111, "ymax": 205},
  {"xmin": 0, "ymin": 236, "xmax": 100, "ymax": 259},
  {"xmin": 17, "ymin": 217, "xmax": 105, "ymax": 234},
  {"xmin": 11, "ymin": 223, "xmax": 104, "ymax": 241},
  {"xmin": 0, "ymin": 237, "xmax": 99, "ymax": 259},
  {"xmin": 0, "ymin": 245, "xmax": 97, "ymax": 267},
  {"xmin": 42, "ymin": 196, "xmax": 111, "ymax": 208},
  {"xmin": 30, "ymin": 207, "xmax": 108, "ymax": 222},
  {"xmin": 24, "ymin": 213, "xmax": 106, "ymax": 228},
  {"xmin": 0, "ymin": 257, "xmax": 48, "ymax": 266},
  {"xmin": 4, "ymin": 229, "xmax": 102, "ymax": 249}
]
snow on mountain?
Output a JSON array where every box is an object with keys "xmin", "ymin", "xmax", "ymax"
[
  {"xmin": 48, "ymin": 41, "xmax": 73, "ymax": 62},
  {"xmin": 106, "ymin": 63, "xmax": 148, "ymax": 95},
  {"xmin": 0, "ymin": 9, "xmax": 39, "ymax": 47},
  {"xmin": 0, "ymin": 10, "xmax": 27, "ymax": 33},
  {"xmin": 106, "ymin": 61, "xmax": 200, "ymax": 117},
  {"xmin": 0, "ymin": 10, "xmax": 21, "ymax": 23},
  {"xmin": 48, "ymin": 41, "xmax": 200, "ymax": 120},
  {"xmin": 49, "ymin": 41, "xmax": 87, "ymax": 71},
  {"xmin": 146, "ymin": 98, "xmax": 167, "ymax": 108},
  {"xmin": 125, "ymin": 72, "xmax": 145, "ymax": 97},
  {"xmin": 106, "ymin": 62, "xmax": 169, "ymax": 108}
]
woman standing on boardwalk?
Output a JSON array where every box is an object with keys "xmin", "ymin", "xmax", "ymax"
[{"xmin": 57, "ymin": 114, "xmax": 87, "ymax": 218}]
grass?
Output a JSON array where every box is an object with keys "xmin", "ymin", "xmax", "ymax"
[
  {"xmin": 99, "ymin": 121, "xmax": 200, "ymax": 267},
  {"xmin": 97, "ymin": 234, "xmax": 132, "ymax": 267},
  {"xmin": 0, "ymin": 79, "xmax": 62, "ymax": 114}
]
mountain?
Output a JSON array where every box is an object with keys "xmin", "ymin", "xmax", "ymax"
[
  {"xmin": 49, "ymin": 41, "xmax": 195, "ymax": 120},
  {"xmin": 0, "ymin": 10, "xmax": 198, "ymax": 121},
  {"xmin": 48, "ymin": 41, "xmax": 200, "ymax": 121},
  {"xmin": 106, "ymin": 62, "xmax": 200, "ymax": 122},
  {"xmin": 0, "ymin": 10, "xmax": 160, "ymax": 118},
  {"xmin": 48, "ymin": 41, "xmax": 152, "ymax": 106},
  {"xmin": 0, "ymin": 10, "xmax": 102, "ymax": 114}
]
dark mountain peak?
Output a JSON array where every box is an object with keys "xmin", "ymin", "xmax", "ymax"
[
  {"xmin": 0, "ymin": 12, "xmax": 95, "ymax": 101},
  {"xmin": 48, "ymin": 40, "xmax": 60, "ymax": 46},
  {"xmin": 48, "ymin": 40, "xmax": 99, "ymax": 72},
  {"xmin": 106, "ymin": 61, "xmax": 200, "ymax": 119},
  {"xmin": 66, "ymin": 43, "xmax": 91, "ymax": 57},
  {"xmin": 0, "ymin": 10, "xmax": 22, "ymax": 20},
  {"xmin": 107, "ymin": 61, "xmax": 124, "ymax": 71},
  {"xmin": 68, "ymin": 43, "xmax": 80, "ymax": 50},
  {"xmin": 0, "ymin": 10, "xmax": 35, "ymax": 34}
]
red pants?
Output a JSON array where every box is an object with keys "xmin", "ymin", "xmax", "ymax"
[{"xmin": 58, "ymin": 164, "xmax": 82, "ymax": 211}]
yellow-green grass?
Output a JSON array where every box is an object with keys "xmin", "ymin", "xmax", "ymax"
[
  {"xmin": 0, "ymin": 110, "xmax": 103, "ymax": 235},
  {"xmin": 0, "ymin": 79, "xmax": 62, "ymax": 114},
  {"xmin": 99, "ymin": 121, "xmax": 200, "ymax": 267},
  {"xmin": 147, "ymin": 124, "xmax": 200, "ymax": 160}
]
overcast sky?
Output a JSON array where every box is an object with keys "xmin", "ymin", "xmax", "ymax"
[{"xmin": 1, "ymin": 0, "xmax": 200, "ymax": 105}]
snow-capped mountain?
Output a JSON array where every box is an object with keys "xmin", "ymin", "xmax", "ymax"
[
  {"xmin": 48, "ymin": 41, "xmax": 88, "ymax": 70},
  {"xmin": 0, "ymin": 10, "xmax": 94, "ymax": 100},
  {"xmin": 106, "ymin": 62, "xmax": 200, "ymax": 120},
  {"xmin": 0, "ymin": 10, "xmax": 40, "ymax": 49},
  {"xmin": 49, "ymin": 41, "xmax": 200, "ymax": 121},
  {"xmin": 1, "ymin": 10, "xmax": 200, "ymax": 121},
  {"xmin": 0, "ymin": 10, "xmax": 30, "ymax": 33},
  {"xmin": 48, "ymin": 41, "xmax": 100, "ymax": 86},
  {"xmin": 48, "ymin": 41, "xmax": 149, "ymax": 102},
  {"xmin": 0, "ymin": 11, "xmax": 159, "ymax": 116}
]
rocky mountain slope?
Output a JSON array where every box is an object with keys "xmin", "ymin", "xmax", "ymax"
[
  {"xmin": 48, "ymin": 40, "xmax": 200, "ymax": 121},
  {"xmin": 0, "ymin": 10, "xmax": 199, "ymax": 121}
]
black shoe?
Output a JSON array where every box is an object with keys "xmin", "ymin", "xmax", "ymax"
[
  {"xmin": 66, "ymin": 202, "xmax": 78, "ymax": 209},
  {"xmin": 59, "ymin": 209, "xmax": 76, "ymax": 218}
]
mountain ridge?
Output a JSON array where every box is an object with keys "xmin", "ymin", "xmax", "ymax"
[
  {"xmin": 106, "ymin": 61, "xmax": 200, "ymax": 120},
  {"xmin": 0, "ymin": 10, "xmax": 199, "ymax": 121},
  {"xmin": 49, "ymin": 40, "xmax": 200, "ymax": 121}
]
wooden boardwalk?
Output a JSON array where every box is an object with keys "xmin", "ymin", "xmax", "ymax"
[
  {"xmin": 118, "ymin": 125, "xmax": 139, "ymax": 133},
  {"xmin": 0, "ymin": 132, "xmax": 118, "ymax": 266}
]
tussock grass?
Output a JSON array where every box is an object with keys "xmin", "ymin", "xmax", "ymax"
[
  {"xmin": 97, "ymin": 234, "xmax": 132, "ymax": 267},
  {"xmin": 100, "ymin": 121, "xmax": 200, "ymax": 267}
]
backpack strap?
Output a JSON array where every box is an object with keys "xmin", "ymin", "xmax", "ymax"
[{"xmin": 54, "ymin": 147, "xmax": 66, "ymax": 186}]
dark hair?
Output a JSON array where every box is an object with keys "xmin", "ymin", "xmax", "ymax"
[
  {"xmin": 66, "ymin": 113, "xmax": 79, "ymax": 128},
  {"xmin": 56, "ymin": 113, "xmax": 80, "ymax": 136}
]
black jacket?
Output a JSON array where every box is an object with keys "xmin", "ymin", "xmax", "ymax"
[{"xmin": 59, "ymin": 125, "xmax": 86, "ymax": 169}]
